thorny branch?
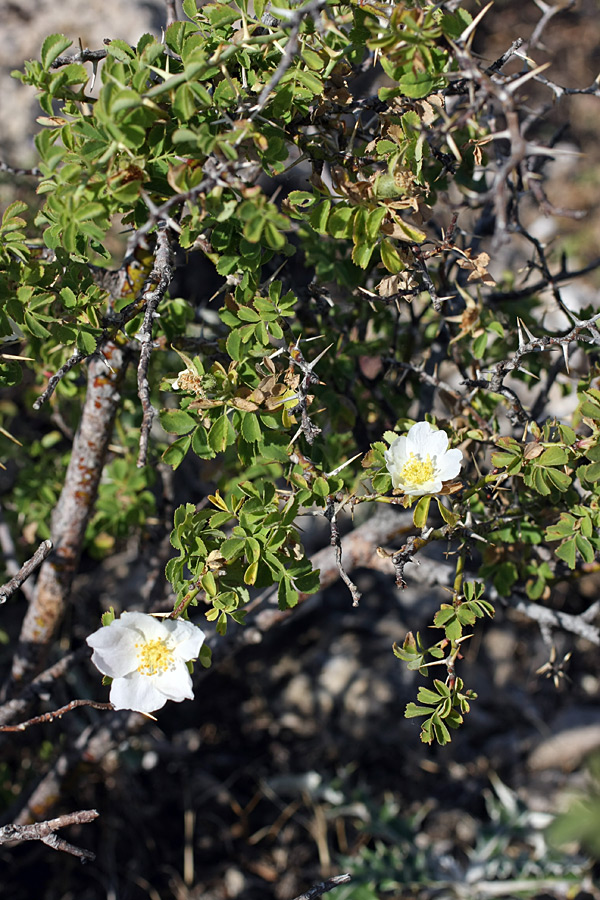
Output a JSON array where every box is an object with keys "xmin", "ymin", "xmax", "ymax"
[
  {"xmin": 286, "ymin": 338, "xmax": 329, "ymax": 445},
  {"xmin": 0, "ymin": 809, "xmax": 98, "ymax": 862},
  {"xmin": 463, "ymin": 311, "xmax": 600, "ymax": 423},
  {"xmin": 0, "ymin": 539, "xmax": 53, "ymax": 604}
]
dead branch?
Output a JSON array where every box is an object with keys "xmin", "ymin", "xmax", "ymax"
[
  {"xmin": 0, "ymin": 809, "xmax": 98, "ymax": 862},
  {"xmin": 325, "ymin": 496, "xmax": 361, "ymax": 606},
  {"xmin": 0, "ymin": 648, "xmax": 87, "ymax": 727},
  {"xmin": 290, "ymin": 874, "xmax": 352, "ymax": 900},
  {"xmin": 510, "ymin": 596, "xmax": 600, "ymax": 647},
  {"xmin": 0, "ymin": 699, "xmax": 114, "ymax": 732},
  {"xmin": 136, "ymin": 223, "xmax": 174, "ymax": 467},
  {"xmin": 0, "ymin": 160, "xmax": 42, "ymax": 177},
  {"xmin": 0, "ymin": 539, "xmax": 53, "ymax": 604}
]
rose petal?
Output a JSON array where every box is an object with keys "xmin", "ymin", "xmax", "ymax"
[
  {"xmin": 110, "ymin": 673, "xmax": 168, "ymax": 713},
  {"xmin": 438, "ymin": 448, "xmax": 463, "ymax": 481}
]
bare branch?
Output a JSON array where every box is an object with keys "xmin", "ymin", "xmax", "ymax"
[
  {"xmin": 0, "ymin": 699, "xmax": 114, "ymax": 732},
  {"xmin": 50, "ymin": 48, "xmax": 109, "ymax": 68},
  {"xmin": 290, "ymin": 874, "xmax": 352, "ymax": 900},
  {"xmin": 509, "ymin": 596, "xmax": 600, "ymax": 646},
  {"xmin": 0, "ymin": 539, "xmax": 53, "ymax": 604},
  {"xmin": 0, "ymin": 648, "xmax": 87, "ymax": 727},
  {"xmin": 0, "ymin": 809, "xmax": 98, "ymax": 862},
  {"xmin": 0, "ymin": 160, "xmax": 42, "ymax": 177},
  {"xmin": 136, "ymin": 223, "xmax": 174, "ymax": 467},
  {"xmin": 325, "ymin": 496, "xmax": 361, "ymax": 607}
]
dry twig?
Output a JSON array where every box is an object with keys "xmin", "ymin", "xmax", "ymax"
[
  {"xmin": 0, "ymin": 809, "xmax": 98, "ymax": 862},
  {"xmin": 0, "ymin": 540, "xmax": 53, "ymax": 604},
  {"xmin": 290, "ymin": 874, "xmax": 352, "ymax": 900}
]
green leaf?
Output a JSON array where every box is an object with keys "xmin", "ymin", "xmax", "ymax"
[
  {"xmin": 380, "ymin": 238, "xmax": 405, "ymax": 274},
  {"xmin": 575, "ymin": 534, "xmax": 595, "ymax": 564},
  {"xmin": 241, "ymin": 412, "xmax": 261, "ymax": 443},
  {"xmin": 417, "ymin": 687, "xmax": 443, "ymax": 706},
  {"xmin": 579, "ymin": 399, "xmax": 600, "ymax": 420},
  {"xmin": 543, "ymin": 468, "xmax": 570, "ymax": 492},
  {"xmin": 537, "ymin": 447, "xmax": 569, "ymax": 466},
  {"xmin": 76, "ymin": 329, "xmax": 97, "ymax": 355},
  {"xmin": 472, "ymin": 331, "xmax": 487, "ymax": 359},
  {"xmin": 328, "ymin": 206, "xmax": 355, "ymax": 239},
  {"xmin": 405, "ymin": 703, "xmax": 434, "ymax": 719},
  {"xmin": 412, "ymin": 495, "xmax": 431, "ymax": 528},
  {"xmin": 352, "ymin": 242, "xmax": 375, "ymax": 269},
  {"xmin": 278, "ymin": 578, "xmax": 298, "ymax": 610},
  {"xmin": 365, "ymin": 207, "xmax": 387, "ymax": 242},
  {"xmin": 108, "ymin": 39, "xmax": 136, "ymax": 61},
  {"xmin": 583, "ymin": 462, "xmax": 600, "ymax": 482},
  {"xmin": 41, "ymin": 34, "xmax": 72, "ymax": 70},
  {"xmin": 162, "ymin": 433, "xmax": 192, "ymax": 469},
  {"xmin": 312, "ymin": 476, "xmax": 329, "ymax": 499},
  {"xmin": 23, "ymin": 310, "xmax": 50, "ymax": 338},
  {"xmin": 555, "ymin": 538, "xmax": 577, "ymax": 569},
  {"xmin": 160, "ymin": 408, "xmax": 197, "ymax": 435},
  {"xmin": 191, "ymin": 425, "xmax": 214, "ymax": 459},
  {"xmin": 244, "ymin": 561, "xmax": 259, "ymax": 585},
  {"xmin": 208, "ymin": 413, "xmax": 230, "ymax": 453}
]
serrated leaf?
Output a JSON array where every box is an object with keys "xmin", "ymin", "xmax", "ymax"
[
  {"xmin": 575, "ymin": 534, "xmax": 595, "ymax": 563},
  {"xmin": 555, "ymin": 538, "xmax": 577, "ymax": 569},
  {"xmin": 417, "ymin": 687, "xmax": 444, "ymax": 706},
  {"xmin": 208, "ymin": 413, "xmax": 230, "ymax": 453},
  {"xmin": 241, "ymin": 412, "xmax": 261, "ymax": 443},
  {"xmin": 537, "ymin": 447, "xmax": 569, "ymax": 466},
  {"xmin": 160, "ymin": 408, "xmax": 197, "ymax": 435},
  {"xmin": 41, "ymin": 34, "xmax": 72, "ymax": 70},
  {"xmin": 76, "ymin": 329, "xmax": 98, "ymax": 355},
  {"xmin": 583, "ymin": 462, "xmax": 600, "ymax": 482},
  {"xmin": 405, "ymin": 703, "xmax": 434, "ymax": 719},
  {"xmin": 162, "ymin": 433, "xmax": 192, "ymax": 469}
]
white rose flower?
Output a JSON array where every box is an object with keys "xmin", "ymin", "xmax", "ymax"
[
  {"xmin": 384, "ymin": 421, "xmax": 463, "ymax": 497},
  {"xmin": 86, "ymin": 611, "xmax": 205, "ymax": 713}
]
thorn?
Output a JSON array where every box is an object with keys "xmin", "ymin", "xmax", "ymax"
[
  {"xmin": 517, "ymin": 317, "xmax": 536, "ymax": 343},
  {"xmin": 507, "ymin": 62, "xmax": 552, "ymax": 94},
  {"xmin": 516, "ymin": 365, "xmax": 539, "ymax": 380},
  {"xmin": 287, "ymin": 425, "xmax": 304, "ymax": 447},
  {"xmin": 325, "ymin": 452, "xmax": 363, "ymax": 479},
  {"xmin": 307, "ymin": 342, "xmax": 334, "ymax": 370},
  {"xmin": 457, "ymin": 1, "xmax": 493, "ymax": 46},
  {"xmin": 562, "ymin": 342, "xmax": 570, "ymax": 373}
]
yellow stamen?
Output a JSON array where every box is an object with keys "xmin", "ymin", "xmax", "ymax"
[
  {"xmin": 400, "ymin": 452, "xmax": 435, "ymax": 486},
  {"xmin": 136, "ymin": 638, "xmax": 174, "ymax": 676}
]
